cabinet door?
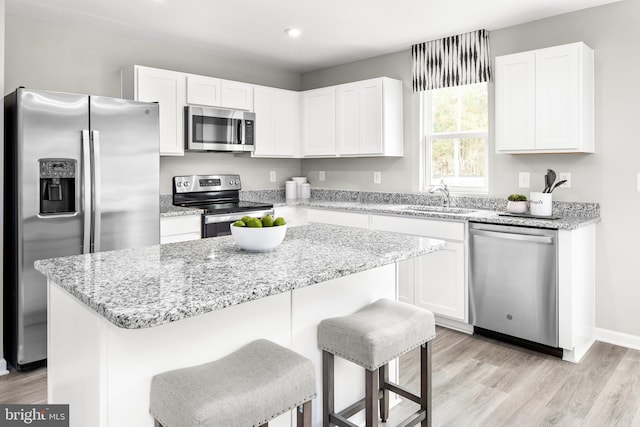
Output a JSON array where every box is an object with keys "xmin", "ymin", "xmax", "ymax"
[
  {"xmin": 160, "ymin": 215, "xmax": 201, "ymax": 243},
  {"xmin": 337, "ymin": 79, "xmax": 384, "ymax": 156},
  {"xmin": 302, "ymin": 88, "xmax": 337, "ymax": 156},
  {"xmin": 220, "ymin": 80, "xmax": 254, "ymax": 111},
  {"xmin": 414, "ymin": 241, "xmax": 465, "ymax": 321},
  {"xmin": 337, "ymin": 83, "xmax": 360, "ymax": 155},
  {"xmin": 535, "ymin": 44, "xmax": 579, "ymax": 151},
  {"xmin": 358, "ymin": 79, "xmax": 383, "ymax": 154},
  {"xmin": 137, "ymin": 67, "xmax": 186, "ymax": 156},
  {"xmin": 495, "ymin": 52, "xmax": 536, "ymax": 152},
  {"xmin": 186, "ymin": 75, "xmax": 221, "ymax": 106},
  {"xmin": 253, "ymin": 86, "xmax": 300, "ymax": 157}
]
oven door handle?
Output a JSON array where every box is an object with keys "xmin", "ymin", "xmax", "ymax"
[{"xmin": 204, "ymin": 209, "xmax": 275, "ymax": 225}]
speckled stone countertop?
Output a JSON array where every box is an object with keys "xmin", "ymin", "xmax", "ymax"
[
  {"xmin": 160, "ymin": 194, "xmax": 202, "ymax": 217},
  {"xmin": 34, "ymin": 224, "xmax": 445, "ymax": 329},
  {"xmin": 241, "ymin": 189, "xmax": 600, "ymax": 230}
]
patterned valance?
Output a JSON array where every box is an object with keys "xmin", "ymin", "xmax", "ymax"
[{"xmin": 412, "ymin": 29, "xmax": 492, "ymax": 91}]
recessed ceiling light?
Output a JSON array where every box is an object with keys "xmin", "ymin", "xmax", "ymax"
[{"xmin": 285, "ymin": 28, "xmax": 302, "ymax": 38}]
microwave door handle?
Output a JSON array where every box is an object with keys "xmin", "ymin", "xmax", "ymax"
[{"xmin": 236, "ymin": 120, "xmax": 242, "ymax": 144}]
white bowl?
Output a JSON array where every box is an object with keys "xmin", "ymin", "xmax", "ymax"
[{"xmin": 230, "ymin": 224, "xmax": 287, "ymax": 252}]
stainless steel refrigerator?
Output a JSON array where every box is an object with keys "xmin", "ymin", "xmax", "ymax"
[{"xmin": 4, "ymin": 88, "xmax": 160, "ymax": 370}]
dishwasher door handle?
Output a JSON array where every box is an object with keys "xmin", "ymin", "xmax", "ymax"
[{"xmin": 470, "ymin": 228, "xmax": 554, "ymax": 244}]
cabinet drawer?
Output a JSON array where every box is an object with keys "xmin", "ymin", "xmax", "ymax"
[
  {"xmin": 307, "ymin": 208, "xmax": 368, "ymax": 229},
  {"xmin": 370, "ymin": 214, "xmax": 464, "ymax": 241},
  {"xmin": 160, "ymin": 215, "xmax": 201, "ymax": 237}
]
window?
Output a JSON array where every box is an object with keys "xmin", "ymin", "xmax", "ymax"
[{"xmin": 422, "ymin": 83, "xmax": 488, "ymax": 192}]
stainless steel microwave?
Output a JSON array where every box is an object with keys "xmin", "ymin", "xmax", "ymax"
[{"xmin": 185, "ymin": 106, "xmax": 255, "ymax": 152}]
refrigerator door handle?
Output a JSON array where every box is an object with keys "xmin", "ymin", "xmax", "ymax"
[
  {"xmin": 82, "ymin": 130, "xmax": 92, "ymax": 254},
  {"xmin": 90, "ymin": 130, "xmax": 102, "ymax": 253}
]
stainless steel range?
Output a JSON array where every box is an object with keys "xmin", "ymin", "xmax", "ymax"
[{"xmin": 172, "ymin": 174, "xmax": 274, "ymax": 238}]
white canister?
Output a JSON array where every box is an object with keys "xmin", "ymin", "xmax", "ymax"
[
  {"xmin": 291, "ymin": 177, "xmax": 307, "ymax": 197},
  {"xmin": 529, "ymin": 192, "xmax": 552, "ymax": 216},
  {"xmin": 285, "ymin": 181, "xmax": 298, "ymax": 200},
  {"xmin": 300, "ymin": 183, "xmax": 311, "ymax": 199}
]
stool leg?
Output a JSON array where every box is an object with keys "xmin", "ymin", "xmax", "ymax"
[
  {"xmin": 323, "ymin": 350, "xmax": 334, "ymax": 427},
  {"xmin": 297, "ymin": 400, "xmax": 312, "ymax": 427},
  {"xmin": 379, "ymin": 364, "xmax": 389, "ymax": 422},
  {"xmin": 365, "ymin": 368, "xmax": 379, "ymax": 427},
  {"xmin": 421, "ymin": 342, "xmax": 432, "ymax": 427}
]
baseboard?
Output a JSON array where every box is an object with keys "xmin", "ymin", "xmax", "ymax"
[
  {"xmin": 595, "ymin": 327, "xmax": 640, "ymax": 351},
  {"xmin": 435, "ymin": 315, "xmax": 474, "ymax": 334},
  {"xmin": 0, "ymin": 358, "xmax": 10, "ymax": 376}
]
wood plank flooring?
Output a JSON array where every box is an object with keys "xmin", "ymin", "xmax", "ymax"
[{"xmin": 1, "ymin": 326, "xmax": 639, "ymax": 426}]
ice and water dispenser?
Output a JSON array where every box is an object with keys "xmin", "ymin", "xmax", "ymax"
[{"xmin": 39, "ymin": 159, "xmax": 77, "ymax": 215}]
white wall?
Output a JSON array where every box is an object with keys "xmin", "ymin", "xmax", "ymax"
[
  {"xmin": 300, "ymin": 0, "xmax": 640, "ymax": 337},
  {"xmin": 4, "ymin": 14, "xmax": 303, "ymax": 192}
]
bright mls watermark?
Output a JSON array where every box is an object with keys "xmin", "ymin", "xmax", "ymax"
[{"xmin": 0, "ymin": 405, "xmax": 68, "ymax": 426}]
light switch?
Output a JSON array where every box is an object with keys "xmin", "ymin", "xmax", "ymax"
[
  {"xmin": 518, "ymin": 172, "xmax": 530, "ymax": 188},
  {"xmin": 374, "ymin": 171, "xmax": 381, "ymax": 184}
]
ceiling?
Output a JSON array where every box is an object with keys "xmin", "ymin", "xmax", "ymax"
[{"xmin": 6, "ymin": 0, "xmax": 622, "ymax": 73}]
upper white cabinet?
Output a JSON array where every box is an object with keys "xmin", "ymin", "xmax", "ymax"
[
  {"xmin": 186, "ymin": 75, "xmax": 254, "ymax": 111},
  {"xmin": 186, "ymin": 74, "xmax": 221, "ymax": 106},
  {"xmin": 123, "ymin": 65, "xmax": 187, "ymax": 156},
  {"xmin": 302, "ymin": 87, "xmax": 337, "ymax": 156},
  {"xmin": 252, "ymin": 86, "xmax": 301, "ymax": 157},
  {"xmin": 495, "ymin": 42, "xmax": 594, "ymax": 154},
  {"xmin": 337, "ymin": 78, "xmax": 403, "ymax": 156}
]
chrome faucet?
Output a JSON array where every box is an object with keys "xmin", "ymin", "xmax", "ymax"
[{"xmin": 428, "ymin": 182, "xmax": 450, "ymax": 207}]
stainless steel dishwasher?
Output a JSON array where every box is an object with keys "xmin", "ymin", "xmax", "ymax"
[{"xmin": 469, "ymin": 222, "xmax": 560, "ymax": 353}]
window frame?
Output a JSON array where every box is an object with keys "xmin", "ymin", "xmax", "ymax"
[{"xmin": 420, "ymin": 84, "xmax": 489, "ymax": 194}]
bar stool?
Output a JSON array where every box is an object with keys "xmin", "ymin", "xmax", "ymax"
[
  {"xmin": 150, "ymin": 339, "xmax": 316, "ymax": 427},
  {"xmin": 318, "ymin": 299, "xmax": 436, "ymax": 427}
]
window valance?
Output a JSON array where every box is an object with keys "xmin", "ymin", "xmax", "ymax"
[{"xmin": 412, "ymin": 29, "xmax": 492, "ymax": 91}]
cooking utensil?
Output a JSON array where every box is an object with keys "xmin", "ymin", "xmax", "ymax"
[{"xmin": 549, "ymin": 179, "xmax": 567, "ymax": 193}]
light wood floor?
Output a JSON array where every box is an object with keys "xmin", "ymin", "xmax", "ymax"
[{"xmin": 2, "ymin": 327, "xmax": 639, "ymax": 426}]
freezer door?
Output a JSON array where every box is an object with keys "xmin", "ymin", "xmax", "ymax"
[
  {"xmin": 89, "ymin": 96, "xmax": 160, "ymax": 251},
  {"xmin": 14, "ymin": 89, "xmax": 88, "ymax": 367}
]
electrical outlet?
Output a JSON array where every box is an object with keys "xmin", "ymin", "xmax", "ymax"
[
  {"xmin": 637, "ymin": 173, "xmax": 640, "ymax": 192},
  {"xmin": 319, "ymin": 171, "xmax": 325, "ymax": 181},
  {"xmin": 558, "ymin": 172, "xmax": 571, "ymax": 189},
  {"xmin": 269, "ymin": 171, "xmax": 276, "ymax": 182},
  {"xmin": 374, "ymin": 171, "xmax": 381, "ymax": 184},
  {"xmin": 518, "ymin": 172, "xmax": 530, "ymax": 188}
]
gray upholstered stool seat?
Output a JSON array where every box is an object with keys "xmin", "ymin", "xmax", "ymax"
[
  {"xmin": 318, "ymin": 299, "xmax": 436, "ymax": 427},
  {"xmin": 150, "ymin": 339, "xmax": 316, "ymax": 427}
]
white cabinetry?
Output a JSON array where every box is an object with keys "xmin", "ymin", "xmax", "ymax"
[
  {"xmin": 252, "ymin": 86, "xmax": 301, "ymax": 157},
  {"xmin": 160, "ymin": 215, "xmax": 201, "ymax": 244},
  {"xmin": 186, "ymin": 76, "xmax": 254, "ymax": 111},
  {"xmin": 186, "ymin": 75, "xmax": 221, "ymax": 107},
  {"xmin": 337, "ymin": 78, "xmax": 403, "ymax": 156},
  {"xmin": 273, "ymin": 206, "xmax": 308, "ymax": 228},
  {"xmin": 307, "ymin": 208, "xmax": 369, "ymax": 229},
  {"xmin": 302, "ymin": 87, "xmax": 337, "ymax": 156},
  {"xmin": 123, "ymin": 66, "xmax": 187, "ymax": 156},
  {"xmin": 370, "ymin": 215, "xmax": 467, "ymax": 321},
  {"xmin": 495, "ymin": 42, "xmax": 594, "ymax": 154}
]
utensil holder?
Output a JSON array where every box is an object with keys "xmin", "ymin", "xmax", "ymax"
[{"xmin": 529, "ymin": 192, "xmax": 552, "ymax": 216}]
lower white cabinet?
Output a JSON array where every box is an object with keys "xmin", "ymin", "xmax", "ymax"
[
  {"xmin": 369, "ymin": 215, "xmax": 467, "ymax": 322},
  {"xmin": 160, "ymin": 215, "xmax": 201, "ymax": 244},
  {"xmin": 307, "ymin": 208, "xmax": 369, "ymax": 229}
]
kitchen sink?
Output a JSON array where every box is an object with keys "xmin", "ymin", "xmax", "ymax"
[{"xmin": 403, "ymin": 205, "xmax": 478, "ymax": 215}]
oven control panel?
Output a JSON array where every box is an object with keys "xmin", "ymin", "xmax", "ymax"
[{"xmin": 174, "ymin": 174, "xmax": 241, "ymax": 193}]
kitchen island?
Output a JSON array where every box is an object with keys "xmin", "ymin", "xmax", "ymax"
[{"xmin": 35, "ymin": 224, "xmax": 445, "ymax": 427}]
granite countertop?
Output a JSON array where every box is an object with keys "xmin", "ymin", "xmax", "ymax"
[
  {"xmin": 160, "ymin": 194, "xmax": 203, "ymax": 217},
  {"xmin": 35, "ymin": 224, "xmax": 445, "ymax": 330},
  {"xmin": 284, "ymin": 200, "xmax": 598, "ymax": 230},
  {"xmin": 239, "ymin": 190, "xmax": 600, "ymax": 231}
]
